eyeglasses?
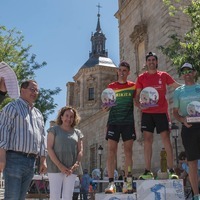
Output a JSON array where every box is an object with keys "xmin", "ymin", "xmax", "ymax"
[
  {"xmin": 181, "ymin": 69, "xmax": 194, "ymax": 75},
  {"xmin": 27, "ymin": 87, "xmax": 39, "ymax": 93}
]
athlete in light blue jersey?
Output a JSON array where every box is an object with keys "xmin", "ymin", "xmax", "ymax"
[
  {"xmin": 173, "ymin": 63, "xmax": 200, "ymax": 199},
  {"xmin": 173, "ymin": 83, "xmax": 200, "ymax": 117}
]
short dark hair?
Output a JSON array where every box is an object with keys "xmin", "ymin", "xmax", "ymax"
[
  {"xmin": 119, "ymin": 61, "xmax": 130, "ymax": 71},
  {"xmin": 20, "ymin": 80, "xmax": 37, "ymax": 89},
  {"xmin": 146, "ymin": 52, "xmax": 158, "ymax": 61},
  {"xmin": 83, "ymin": 169, "xmax": 88, "ymax": 174}
]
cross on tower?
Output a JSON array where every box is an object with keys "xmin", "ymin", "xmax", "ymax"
[{"xmin": 97, "ymin": 3, "xmax": 102, "ymax": 16}]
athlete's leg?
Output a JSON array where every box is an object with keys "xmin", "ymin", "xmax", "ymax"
[
  {"xmin": 107, "ymin": 139, "xmax": 118, "ymax": 179},
  {"xmin": 143, "ymin": 131, "xmax": 153, "ymax": 171},
  {"xmin": 123, "ymin": 139, "xmax": 133, "ymax": 176},
  {"xmin": 188, "ymin": 160, "xmax": 199, "ymax": 195}
]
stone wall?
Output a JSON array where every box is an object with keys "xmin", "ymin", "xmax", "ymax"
[
  {"xmin": 114, "ymin": 0, "xmax": 190, "ymax": 174},
  {"xmin": 69, "ymin": 0, "xmax": 191, "ymax": 176}
]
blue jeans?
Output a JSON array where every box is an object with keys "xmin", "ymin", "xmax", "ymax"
[
  {"xmin": 81, "ymin": 188, "xmax": 88, "ymax": 200},
  {"xmin": 4, "ymin": 151, "xmax": 35, "ymax": 200}
]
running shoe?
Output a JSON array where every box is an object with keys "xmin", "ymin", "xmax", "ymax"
[
  {"xmin": 193, "ymin": 195, "xmax": 200, "ymax": 200},
  {"xmin": 122, "ymin": 182, "xmax": 128, "ymax": 193},
  {"xmin": 168, "ymin": 169, "xmax": 179, "ymax": 179},
  {"xmin": 105, "ymin": 182, "xmax": 116, "ymax": 194},
  {"xmin": 139, "ymin": 170, "xmax": 154, "ymax": 180}
]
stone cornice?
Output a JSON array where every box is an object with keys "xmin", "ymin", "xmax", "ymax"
[
  {"xmin": 130, "ymin": 23, "xmax": 147, "ymax": 44},
  {"xmin": 73, "ymin": 66, "xmax": 117, "ymax": 80},
  {"xmin": 115, "ymin": 0, "xmax": 132, "ymax": 19}
]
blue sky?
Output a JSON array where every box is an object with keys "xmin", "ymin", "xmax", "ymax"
[{"xmin": 1, "ymin": 0, "xmax": 119, "ymax": 129}]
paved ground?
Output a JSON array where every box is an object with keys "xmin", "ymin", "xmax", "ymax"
[{"xmin": 0, "ymin": 188, "xmax": 49, "ymax": 200}]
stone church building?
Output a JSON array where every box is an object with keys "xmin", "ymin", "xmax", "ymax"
[{"xmin": 66, "ymin": 0, "xmax": 191, "ymax": 176}]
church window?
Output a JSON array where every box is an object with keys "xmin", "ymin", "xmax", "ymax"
[
  {"xmin": 130, "ymin": 23, "xmax": 147, "ymax": 75},
  {"xmin": 90, "ymin": 145, "xmax": 96, "ymax": 172},
  {"xmin": 88, "ymin": 88, "xmax": 94, "ymax": 100},
  {"xmin": 138, "ymin": 41, "xmax": 146, "ymax": 71}
]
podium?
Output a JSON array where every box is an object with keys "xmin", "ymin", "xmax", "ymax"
[
  {"xmin": 95, "ymin": 193, "xmax": 137, "ymax": 200},
  {"xmin": 137, "ymin": 179, "xmax": 184, "ymax": 200},
  {"xmin": 95, "ymin": 179, "xmax": 185, "ymax": 200}
]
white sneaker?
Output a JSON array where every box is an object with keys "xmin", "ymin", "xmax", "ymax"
[
  {"xmin": 105, "ymin": 182, "xmax": 116, "ymax": 194},
  {"xmin": 122, "ymin": 182, "xmax": 128, "ymax": 194}
]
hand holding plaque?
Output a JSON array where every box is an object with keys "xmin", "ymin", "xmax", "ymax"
[
  {"xmin": 101, "ymin": 88, "xmax": 116, "ymax": 107},
  {"xmin": 140, "ymin": 87, "xmax": 159, "ymax": 108},
  {"xmin": 186, "ymin": 101, "xmax": 200, "ymax": 123}
]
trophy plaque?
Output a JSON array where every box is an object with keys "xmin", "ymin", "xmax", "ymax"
[
  {"xmin": 140, "ymin": 87, "xmax": 159, "ymax": 108},
  {"xmin": 186, "ymin": 101, "xmax": 200, "ymax": 123},
  {"xmin": 101, "ymin": 88, "xmax": 116, "ymax": 107}
]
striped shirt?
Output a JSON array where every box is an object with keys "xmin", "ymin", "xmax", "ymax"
[{"xmin": 0, "ymin": 97, "xmax": 47, "ymax": 156}]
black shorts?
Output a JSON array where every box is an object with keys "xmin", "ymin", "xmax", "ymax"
[
  {"xmin": 106, "ymin": 124, "xmax": 136, "ymax": 142},
  {"xmin": 141, "ymin": 113, "xmax": 170, "ymax": 134},
  {"xmin": 181, "ymin": 123, "xmax": 200, "ymax": 161}
]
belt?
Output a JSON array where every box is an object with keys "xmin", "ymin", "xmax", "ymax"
[{"xmin": 7, "ymin": 150, "xmax": 38, "ymax": 158}]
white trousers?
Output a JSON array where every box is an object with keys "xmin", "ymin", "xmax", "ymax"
[{"xmin": 48, "ymin": 173, "xmax": 77, "ymax": 200}]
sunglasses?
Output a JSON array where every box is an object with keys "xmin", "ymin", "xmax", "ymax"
[
  {"xmin": 181, "ymin": 69, "xmax": 194, "ymax": 75},
  {"xmin": 27, "ymin": 87, "xmax": 39, "ymax": 93}
]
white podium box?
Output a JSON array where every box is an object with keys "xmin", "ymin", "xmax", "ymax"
[
  {"xmin": 136, "ymin": 179, "xmax": 185, "ymax": 200},
  {"xmin": 95, "ymin": 193, "xmax": 137, "ymax": 200}
]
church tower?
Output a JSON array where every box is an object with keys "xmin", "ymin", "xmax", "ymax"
[
  {"xmin": 64, "ymin": 1, "xmax": 192, "ymax": 175},
  {"xmin": 67, "ymin": 5, "xmax": 117, "ymax": 121},
  {"xmin": 89, "ymin": 6, "xmax": 108, "ymax": 58}
]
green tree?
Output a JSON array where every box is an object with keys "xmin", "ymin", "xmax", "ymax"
[
  {"xmin": 0, "ymin": 26, "xmax": 61, "ymax": 123},
  {"xmin": 159, "ymin": 0, "xmax": 200, "ymax": 76}
]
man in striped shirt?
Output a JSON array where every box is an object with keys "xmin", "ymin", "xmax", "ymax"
[
  {"xmin": 0, "ymin": 77, "xmax": 7, "ymax": 104},
  {"xmin": 0, "ymin": 80, "xmax": 47, "ymax": 200}
]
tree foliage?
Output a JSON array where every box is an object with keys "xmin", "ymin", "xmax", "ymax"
[
  {"xmin": 35, "ymin": 88, "xmax": 61, "ymax": 123},
  {"xmin": 159, "ymin": 0, "xmax": 200, "ymax": 76},
  {"xmin": 0, "ymin": 26, "xmax": 61, "ymax": 124}
]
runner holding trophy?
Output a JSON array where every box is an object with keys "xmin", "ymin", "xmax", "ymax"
[
  {"xmin": 101, "ymin": 88, "xmax": 116, "ymax": 107},
  {"xmin": 139, "ymin": 87, "xmax": 159, "ymax": 108},
  {"xmin": 186, "ymin": 101, "xmax": 200, "ymax": 123}
]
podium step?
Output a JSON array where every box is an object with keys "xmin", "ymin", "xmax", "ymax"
[
  {"xmin": 95, "ymin": 192, "xmax": 137, "ymax": 200},
  {"xmin": 95, "ymin": 179, "xmax": 185, "ymax": 200}
]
